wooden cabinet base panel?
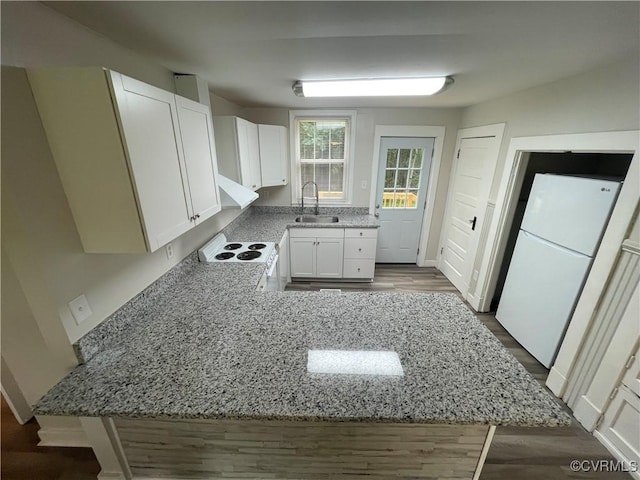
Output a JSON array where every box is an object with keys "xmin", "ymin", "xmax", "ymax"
[{"xmin": 113, "ymin": 417, "xmax": 493, "ymax": 479}]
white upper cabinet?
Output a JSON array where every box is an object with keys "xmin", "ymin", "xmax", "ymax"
[
  {"xmin": 27, "ymin": 67, "xmax": 221, "ymax": 253},
  {"xmin": 213, "ymin": 116, "xmax": 262, "ymax": 191},
  {"xmin": 174, "ymin": 96, "xmax": 221, "ymax": 224},
  {"xmin": 258, "ymin": 124, "xmax": 288, "ymax": 187}
]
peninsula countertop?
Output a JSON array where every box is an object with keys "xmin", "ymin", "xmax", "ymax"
[{"xmin": 35, "ymin": 208, "xmax": 571, "ymax": 427}]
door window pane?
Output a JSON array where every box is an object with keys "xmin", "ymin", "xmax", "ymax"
[
  {"xmin": 386, "ymin": 149, "xmax": 398, "ymax": 168},
  {"xmin": 381, "ymin": 147, "xmax": 426, "ymax": 209}
]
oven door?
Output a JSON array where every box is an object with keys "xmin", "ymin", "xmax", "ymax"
[{"xmin": 265, "ymin": 254, "xmax": 281, "ymax": 291}]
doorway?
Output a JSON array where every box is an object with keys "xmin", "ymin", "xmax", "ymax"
[
  {"xmin": 374, "ymin": 136, "xmax": 434, "ymax": 263},
  {"xmin": 369, "ymin": 125, "xmax": 445, "ymax": 267},
  {"xmin": 491, "ymin": 152, "xmax": 633, "ymax": 311}
]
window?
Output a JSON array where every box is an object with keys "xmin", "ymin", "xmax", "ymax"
[
  {"xmin": 290, "ymin": 111, "xmax": 356, "ymax": 204},
  {"xmin": 382, "ymin": 147, "xmax": 425, "ymax": 209}
]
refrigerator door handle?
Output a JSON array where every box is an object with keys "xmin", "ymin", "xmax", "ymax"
[{"xmin": 469, "ymin": 216, "xmax": 477, "ymax": 231}]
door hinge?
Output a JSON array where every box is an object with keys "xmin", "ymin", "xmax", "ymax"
[
  {"xmin": 417, "ymin": 248, "xmax": 420, "ymax": 255},
  {"xmin": 609, "ymin": 386, "xmax": 619, "ymax": 400},
  {"xmin": 423, "ymin": 200, "xmax": 427, "ymax": 209},
  {"xmin": 625, "ymin": 354, "xmax": 636, "ymax": 370},
  {"xmin": 440, "ymin": 247, "xmax": 444, "ymax": 255},
  {"xmin": 457, "ymin": 149, "xmax": 460, "ymax": 159}
]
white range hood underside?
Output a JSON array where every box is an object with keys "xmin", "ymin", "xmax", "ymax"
[{"xmin": 217, "ymin": 174, "xmax": 258, "ymax": 209}]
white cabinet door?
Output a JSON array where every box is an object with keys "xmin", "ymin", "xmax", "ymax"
[
  {"xmin": 290, "ymin": 237, "xmax": 316, "ymax": 277},
  {"xmin": 258, "ymin": 124, "xmax": 288, "ymax": 187},
  {"xmin": 596, "ymin": 385, "xmax": 640, "ymax": 471},
  {"xmin": 316, "ymin": 238, "xmax": 344, "ymax": 278},
  {"xmin": 235, "ymin": 118, "xmax": 262, "ymax": 191},
  {"xmin": 111, "ymin": 72, "xmax": 193, "ymax": 251},
  {"xmin": 175, "ymin": 96, "xmax": 221, "ymax": 224}
]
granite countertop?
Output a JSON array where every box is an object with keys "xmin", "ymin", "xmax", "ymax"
[{"xmin": 36, "ymin": 207, "xmax": 571, "ymax": 427}]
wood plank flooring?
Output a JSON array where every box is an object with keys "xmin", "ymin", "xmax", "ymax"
[
  {"xmin": 1, "ymin": 396, "xmax": 100, "ymax": 480},
  {"xmin": 1, "ymin": 264, "xmax": 629, "ymax": 479}
]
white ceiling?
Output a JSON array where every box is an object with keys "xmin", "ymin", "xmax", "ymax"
[{"xmin": 44, "ymin": 1, "xmax": 639, "ymax": 109}]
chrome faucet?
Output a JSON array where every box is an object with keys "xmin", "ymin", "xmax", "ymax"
[{"xmin": 301, "ymin": 181, "xmax": 320, "ymax": 215}]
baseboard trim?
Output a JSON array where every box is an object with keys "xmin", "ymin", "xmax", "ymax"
[
  {"xmin": 573, "ymin": 395, "xmax": 601, "ymax": 431},
  {"xmin": 546, "ymin": 366, "xmax": 568, "ymax": 397},
  {"xmin": 37, "ymin": 427, "xmax": 90, "ymax": 447}
]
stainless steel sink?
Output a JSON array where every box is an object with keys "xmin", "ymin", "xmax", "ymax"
[{"xmin": 295, "ymin": 215, "xmax": 339, "ymax": 223}]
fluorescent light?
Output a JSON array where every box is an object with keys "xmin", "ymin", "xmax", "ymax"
[{"xmin": 293, "ymin": 77, "xmax": 453, "ymax": 97}]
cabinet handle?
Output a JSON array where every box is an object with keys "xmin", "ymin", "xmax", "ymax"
[
  {"xmin": 358, "ymin": 248, "xmax": 362, "ymax": 252},
  {"xmin": 252, "ymin": 185, "xmax": 257, "ymax": 188},
  {"xmin": 359, "ymin": 232, "xmax": 363, "ymax": 236},
  {"xmin": 190, "ymin": 216, "xmax": 196, "ymax": 222},
  {"xmin": 282, "ymin": 179, "xmax": 286, "ymax": 182},
  {"xmin": 357, "ymin": 267, "xmax": 361, "ymax": 272},
  {"xmin": 195, "ymin": 214, "xmax": 200, "ymax": 219}
]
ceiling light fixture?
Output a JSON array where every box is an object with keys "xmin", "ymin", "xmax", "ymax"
[{"xmin": 292, "ymin": 76, "xmax": 453, "ymax": 97}]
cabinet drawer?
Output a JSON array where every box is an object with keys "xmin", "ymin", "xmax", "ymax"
[
  {"xmin": 344, "ymin": 228, "xmax": 378, "ymax": 239},
  {"xmin": 289, "ymin": 227, "xmax": 344, "ymax": 239},
  {"xmin": 343, "ymin": 259, "xmax": 375, "ymax": 279},
  {"xmin": 344, "ymin": 238, "xmax": 377, "ymax": 259}
]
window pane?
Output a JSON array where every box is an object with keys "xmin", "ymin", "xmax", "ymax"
[
  {"xmin": 299, "ymin": 122, "xmax": 316, "ymax": 159},
  {"xmin": 409, "ymin": 169, "xmax": 421, "ymax": 188},
  {"xmin": 330, "ymin": 163, "xmax": 344, "ymax": 192},
  {"xmin": 410, "ymin": 148, "xmax": 424, "ymax": 169},
  {"xmin": 398, "ymin": 149, "xmax": 411, "ymax": 168},
  {"xmin": 384, "ymin": 170, "xmax": 396, "ymax": 188},
  {"xmin": 396, "ymin": 170, "xmax": 408, "ymax": 189},
  {"xmin": 316, "ymin": 125, "xmax": 330, "ymax": 160},
  {"xmin": 386, "ymin": 149, "xmax": 398, "ymax": 168},
  {"xmin": 315, "ymin": 163, "xmax": 330, "ymax": 192},
  {"xmin": 301, "ymin": 163, "xmax": 315, "ymax": 185},
  {"xmin": 330, "ymin": 125, "xmax": 345, "ymax": 159},
  {"xmin": 407, "ymin": 190, "xmax": 419, "ymax": 208}
]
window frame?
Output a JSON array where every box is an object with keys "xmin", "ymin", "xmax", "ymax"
[{"xmin": 289, "ymin": 110, "xmax": 357, "ymax": 206}]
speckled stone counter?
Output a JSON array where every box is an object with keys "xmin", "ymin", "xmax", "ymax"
[{"xmin": 37, "ymin": 256, "xmax": 570, "ymax": 426}]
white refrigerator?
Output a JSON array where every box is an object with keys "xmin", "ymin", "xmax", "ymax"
[{"xmin": 496, "ymin": 174, "xmax": 620, "ymax": 368}]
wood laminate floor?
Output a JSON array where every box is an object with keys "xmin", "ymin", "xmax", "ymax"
[{"xmin": 1, "ymin": 265, "xmax": 629, "ymax": 479}]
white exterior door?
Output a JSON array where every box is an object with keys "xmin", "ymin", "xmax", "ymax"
[
  {"xmin": 374, "ymin": 137, "xmax": 434, "ymax": 263},
  {"xmin": 439, "ymin": 136, "xmax": 497, "ymax": 295}
]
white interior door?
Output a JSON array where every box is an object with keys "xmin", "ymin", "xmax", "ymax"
[
  {"xmin": 374, "ymin": 137, "xmax": 434, "ymax": 263},
  {"xmin": 439, "ymin": 136, "xmax": 497, "ymax": 295}
]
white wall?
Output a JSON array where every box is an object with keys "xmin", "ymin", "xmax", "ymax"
[
  {"xmin": 243, "ymin": 107, "xmax": 463, "ymax": 261},
  {"xmin": 460, "ymin": 57, "xmax": 640, "ymax": 202},
  {"xmin": 0, "ymin": 2, "xmax": 245, "ymax": 437}
]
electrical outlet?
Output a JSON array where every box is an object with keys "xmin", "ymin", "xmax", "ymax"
[
  {"xmin": 361, "ymin": 180, "xmax": 367, "ymax": 190},
  {"xmin": 166, "ymin": 243, "xmax": 174, "ymax": 259},
  {"xmin": 69, "ymin": 294, "xmax": 92, "ymax": 325}
]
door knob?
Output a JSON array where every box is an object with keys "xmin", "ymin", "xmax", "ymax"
[
  {"xmin": 375, "ymin": 204, "xmax": 380, "ymax": 209},
  {"xmin": 374, "ymin": 213, "xmax": 379, "ymax": 218}
]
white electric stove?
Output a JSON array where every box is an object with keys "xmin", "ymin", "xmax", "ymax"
[{"xmin": 198, "ymin": 233, "xmax": 276, "ymax": 265}]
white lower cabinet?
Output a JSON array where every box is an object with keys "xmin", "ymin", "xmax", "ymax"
[
  {"xmin": 343, "ymin": 229, "xmax": 378, "ymax": 280},
  {"xmin": 289, "ymin": 227, "xmax": 378, "ymax": 280},
  {"xmin": 289, "ymin": 228, "xmax": 344, "ymax": 279}
]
